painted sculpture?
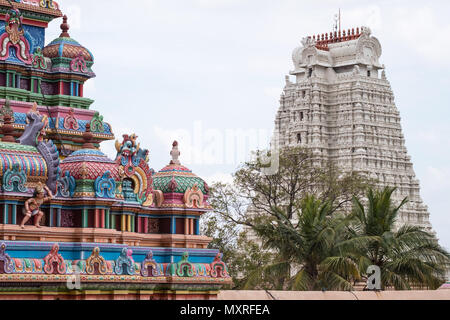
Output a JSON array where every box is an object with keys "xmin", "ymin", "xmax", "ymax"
[
  {"xmin": 115, "ymin": 133, "xmax": 153, "ymax": 206},
  {"xmin": 0, "ymin": 1, "xmax": 230, "ymax": 300},
  {"xmin": 19, "ymin": 182, "xmax": 53, "ymax": 228},
  {"xmin": 0, "ymin": 8, "xmax": 32, "ymax": 64}
]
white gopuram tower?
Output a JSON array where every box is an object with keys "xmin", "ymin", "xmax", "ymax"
[{"xmin": 274, "ymin": 27, "xmax": 433, "ymax": 231}]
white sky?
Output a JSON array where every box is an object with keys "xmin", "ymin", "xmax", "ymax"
[{"xmin": 46, "ymin": 0, "xmax": 450, "ymax": 249}]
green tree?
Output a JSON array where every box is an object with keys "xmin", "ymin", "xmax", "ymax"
[
  {"xmin": 344, "ymin": 187, "xmax": 450, "ymax": 290},
  {"xmin": 244, "ymin": 195, "xmax": 360, "ymax": 290},
  {"xmin": 201, "ymin": 210, "xmax": 272, "ymax": 289},
  {"xmin": 210, "ymin": 146, "xmax": 372, "ymax": 228},
  {"xmin": 207, "ymin": 146, "xmax": 373, "ymax": 290}
]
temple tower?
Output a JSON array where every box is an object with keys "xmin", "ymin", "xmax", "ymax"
[
  {"xmin": 0, "ymin": 1, "xmax": 231, "ymax": 300},
  {"xmin": 274, "ymin": 27, "xmax": 432, "ymax": 231},
  {"xmin": 0, "ymin": 1, "xmax": 113, "ymax": 157}
]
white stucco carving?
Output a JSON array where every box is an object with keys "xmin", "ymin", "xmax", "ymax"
[{"xmin": 273, "ymin": 27, "xmax": 433, "ymax": 231}]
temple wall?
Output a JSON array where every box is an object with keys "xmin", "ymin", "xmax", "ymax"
[{"xmin": 218, "ymin": 290, "xmax": 450, "ymax": 300}]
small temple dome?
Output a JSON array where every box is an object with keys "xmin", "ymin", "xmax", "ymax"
[
  {"xmin": 60, "ymin": 148, "xmax": 119, "ymax": 182},
  {"xmin": 153, "ymin": 141, "xmax": 209, "ymax": 196},
  {"xmin": 58, "ymin": 124, "xmax": 119, "ymax": 198},
  {"xmin": 0, "ymin": 141, "xmax": 48, "ymax": 188},
  {"xmin": 43, "ymin": 15, "xmax": 94, "ymax": 62}
]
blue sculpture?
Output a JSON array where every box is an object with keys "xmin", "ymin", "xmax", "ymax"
[
  {"xmin": 56, "ymin": 168, "xmax": 76, "ymax": 198},
  {"xmin": 114, "ymin": 248, "xmax": 136, "ymax": 275},
  {"xmin": 94, "ymin": 171, "xmax": 116, "ymax": 198},
  {"xmin": 2, "ymin": 163, "xmax": 27, "ymax": 192}
]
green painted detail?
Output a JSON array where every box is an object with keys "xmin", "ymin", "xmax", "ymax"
[
  {"xmin": 82, "ymin": 209, "xmax": 88, "ymax": 228},
  {"xmin": 111, "ymin": 215, "xmax": 116, "ymax": 229},
  {"xmin": 24, "ymin": 259, "xmax": 32, "ymax": 269},
  {"xmin": 0, "ymin": 7, "xmax": 57, "ymax": 22},
  {"xmin": 49, "ymin": 57, "xmax": 94, "ymax": 73},
  {"xmin": 105, "ymin": 210, "xmax": 110, "ymax": 229},
  {"xmin": 90, "ymin": 112, "xmax": 104, "ymax": 133},
  {"xmin": 74, "ymin": 180, "xmax": 95, "ymax": 193},
  {"xmin": 0, "ymin": 87, "xmax": 94, "ymax": 110},
  {"xmin": 0, "ymin": 142, "xmax": 39, "ymax": 153},
  {"xmin": 153, "ymin": 175, "xmax": 207, "ymax": 194}
]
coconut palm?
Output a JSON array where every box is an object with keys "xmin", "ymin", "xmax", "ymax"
[
  {"xmin": 343, "ymin": 186, "xmax": 450, "ymax": 290},
  {"xmin": 244, "ymin": 195, "xmax": 360, "ymax": 291}
]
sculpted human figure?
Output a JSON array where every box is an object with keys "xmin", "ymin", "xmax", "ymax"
[{"xmin": 19, "ymin": 183, "xmax": 53, "ymax": 229}]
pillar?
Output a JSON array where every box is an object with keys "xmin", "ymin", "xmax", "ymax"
[
  {"xmin": 82, "ymin": 209, "xmax": 88, "ymax": 228},
  {"xmin": 190, "ymin": 218, "xmax": 194, "ymax": 235},
  {"xmin": 130, "ymin": 215, "xmax": 135, "ymax": 233},
  {"xmin": 127, "ymin": 215, "xmax": 131, "ymax": 232},
  {"xmin": 195, "ymin": 219, "xmax": 199, "ymax": 235},
  {"xmin": 144, "ymin": 217, "xmax": 149, "ymax": 234},
  {"xmin": 3, "ymin": 204, "xmax": 8, "ymax": 224},
  {"xmin": 111, "ymin": 213, "xmax": 116, "ymax": 230},
  {"xmin": 137, "ymin": 216, "xmax": 142, "ymax": 233},
  {"xmin": 94, "ymin": 209, "xmax": 99, "ymax": 228},
  {"xmin": 121, "ymin": 214, "xmax": 126, "ymax": 232},
  {"xmin": 59, "ymin": 81, "xmax": 64, "ymax": 95},
  {"xmin": 101, "ymin": 209, "xmax": 105, "ymax": 228},
  {"xmin": 56, "ymin": 208, "xmax": 61, "ymax": 227},
  {"xmin": 105, "ymin": 209, "xmax": 110, "ymax": 229},
  {"xmin": 184, "ymin": 218, "xmax": 189, "ymax": 235},
  {"xmin": 170, "ymin": 217, "xmax": 176, "ymax": 234},
  {"xmin": 79, "ymin": 83, "xmax": 84, "ymax": 97},
  {"xmin": 49, "ymin": 208, "xmax": 54, "ymax": 227},
  {"xmin": 12, "ymin": 204, "xmax": 17, "ymax": 225}
]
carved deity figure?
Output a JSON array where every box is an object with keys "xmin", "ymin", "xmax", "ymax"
[
  {"xmin": 19, "ymin": 182, "xmax": 53, "ymax": 229},
  {"xmin": 170, "ymin": 141, "xmax": 180, "ymax": 165}
]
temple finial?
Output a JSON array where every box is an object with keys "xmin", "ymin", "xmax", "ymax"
[
  {"xmin": 170, "ymin": 140, "xmax": 180, "ymax": 165},
  {"xmin": 60, "ymin": 15, "xmax": 70, "ymax": 37},
  {"xmin": 82, "ymin": 123, "xmax": 95, "ymax": 149}
]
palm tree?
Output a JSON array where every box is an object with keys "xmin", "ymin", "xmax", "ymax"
[
  {"xmin": 245, "ymin": 195, "xmax": 360, "ymax": 291},
  {"xmin": 343, "ymin": 186, "xmax": 450, "ymax": 290}
]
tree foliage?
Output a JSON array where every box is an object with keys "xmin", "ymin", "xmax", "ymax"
[
  {"xmin": 343, "ymin": 187, "xmax": 450, "ymax": 290},
  {"xmin": 203, "ymin": 147, "xmax": 450, "ymax": 290}
]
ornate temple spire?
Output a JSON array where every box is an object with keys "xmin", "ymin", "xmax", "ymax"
[
  {"xmin": 59, "ymin": 14, "xmax": 70, "ymax": 37},
  {"xmin": 170, "ymin": 141, "xmax": 181, "ymax": 165}
]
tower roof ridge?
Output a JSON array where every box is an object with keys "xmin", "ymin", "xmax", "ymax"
[{"xmin": 307, "ymin": 27, "xmax": 364, "ymax": 51}]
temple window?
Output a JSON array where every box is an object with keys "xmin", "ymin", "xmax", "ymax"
[
  {"xmin": 297, "ymin": 133, "xmax": 301, "ymax": 143},
  {"xmin": 300, "ymin": 111, "xmax": 304, "ymax": 121}
]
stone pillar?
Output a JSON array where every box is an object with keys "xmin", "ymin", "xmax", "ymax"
[
  {"xmin": 56, "ymin": 208, "xmax": 61, "ymax": 227},
  {"xmin": 94, "ymin": 209, "xmax": 99, "ymax": 228},
  {"xmin": 144, "ymin": 217, "xmax": 149, "ymax": 234},
  {"xmin": 105, "ymin": 209, "xmax": 110, "ymax": 229},
  {"xmin": 82, "ymin": 209, "xmax": 88, "ymax": 228},
  {"xmin": 170, "ymin": 217, "xmax": 176, "ymax": 234}
]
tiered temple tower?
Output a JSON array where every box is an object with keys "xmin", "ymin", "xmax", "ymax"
[
  {"xmin": 0, "ymin": 0, "xmax": 230, "ymax": 299},
  {"xmin": 274, "ymin": 27, "xmax": 433, "ymax": 231}
]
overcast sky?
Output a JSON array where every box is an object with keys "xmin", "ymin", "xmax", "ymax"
[{"xmin": 46, "ymin": 0, "xmax": 450, "ymax": 249}]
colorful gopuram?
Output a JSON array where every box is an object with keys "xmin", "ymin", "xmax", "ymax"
[{"xmin": 0, "ymin": 0, "xmax": 231, "ymax": 300}]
